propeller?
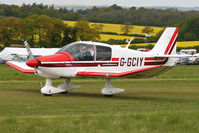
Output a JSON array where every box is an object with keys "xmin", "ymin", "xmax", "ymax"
[
  {"xmin": 24, "ymin": 41, "xmax": 34, "ymax": 59},
  {"xmin": 24, "ymin": 41, "xmax": 43, "ymax": 87}
]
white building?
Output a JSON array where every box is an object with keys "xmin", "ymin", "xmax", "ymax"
[
  {"xmin": 1, "ymin": 47, "xmax": 60, "ymax": 61},
  {"xmin": 0, "ymin": 52, "xmax": 2, "ymax": 59}
]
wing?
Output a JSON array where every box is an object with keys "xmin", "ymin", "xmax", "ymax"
[
  {"xmin": 154, "ymin": 54, "xmax": 194, "ymax": 58},
  {"xmin": 6, "ymin": 61, "xmax": 35, "ymax": 74}
]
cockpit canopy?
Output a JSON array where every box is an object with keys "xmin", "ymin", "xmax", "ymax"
[{"xmin": 59, "ymin": 42, "xmax": 112, "ymax": 61}]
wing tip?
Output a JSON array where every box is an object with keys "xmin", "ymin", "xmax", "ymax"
[{"xmin": 6, "ymin": 62, "xmax": 35, "ymax": 74}]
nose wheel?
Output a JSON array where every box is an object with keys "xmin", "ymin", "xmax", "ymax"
[{"xmin": 41, "ymin": 78, "xmax": 80, "ymax": 96}]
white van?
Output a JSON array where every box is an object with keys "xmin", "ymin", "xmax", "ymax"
[{"xmin": 180, "ymin": 49, "xmax": 196, "ymax": 55}]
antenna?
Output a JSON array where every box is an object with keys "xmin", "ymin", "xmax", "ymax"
[{"xmin": 125, "ymin": 36, "xmax": 134, "ymax": 49}]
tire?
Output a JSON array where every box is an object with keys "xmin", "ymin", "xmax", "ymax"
[
  {"xmin": 61, "ymin": 91, "xmax": 68, "ymax": 94},
  {"xmin": 104, "ymin": 94, "xmax": 113, "ymax": 97},
  {"xmin": 43, "ymin": 93, "xmax": 52, "ymax": 96}
]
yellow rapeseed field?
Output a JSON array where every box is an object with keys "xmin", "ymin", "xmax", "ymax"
[
  {"xmin": 64, "ymin": 21, "xmax": 163, "ymax": 36},
  {"xmin": 98, "ymin": 23, "xmax": 163, "ymax": 36},
  {"xmin": 64, "ymin": 20, "xmax": 76, "ymax": 27},
  {"xmin": 177, "ymin": 41, "xmax": 199, "ymax": 47},
  {"xmin": 63, "ymin": 20, "xmax": 199, "ymax": 48},
  {"xmin": 99, "ymin": 34, "xmax": 141, "ymax": 41},
  {"xmin": 120, "ymin": 43, "xmax": 155, "ymax": 47}
]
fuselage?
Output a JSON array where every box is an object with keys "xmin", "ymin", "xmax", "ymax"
[{"xmin": 26, "ymin": 41, "xmax": 176, "ymax": 79}]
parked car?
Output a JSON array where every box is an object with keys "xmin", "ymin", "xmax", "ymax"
[
  {"xmin": 194, "ymin": 58, "xmax": 199, "ymax": 65},
  {"xmin": 180, "ymin": 49, "xmax": 196, "ymax": 55},
  {"xmin": 182, "ymin": 58, "xmax": 194, "ymax": 65},
  {"xmin": 11, "ymin": 54, "xmax": 28, "ymax": 62},
  {"xmin": 0, "ymin": 58, "xmax": 7, "ymax": 64},
  {"xmin": 177, "ymin": 58, "xmax": 194, "ymax": 65},
  {"xmin": 176, "ymin": 58, "xmax": 183, "ymax": 64}
]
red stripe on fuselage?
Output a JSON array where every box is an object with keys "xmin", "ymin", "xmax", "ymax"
[
  {"xmin": 145, "ymin": 57, "xmax": 166, "ymax": 60},
  {"xmin": 40, "ymin": 62, "xmax": 119, "ymax": 67},
  {"xmin": 144, "ymin": 58, "xmax": 168, "ymax": 65},
  {"xmin": 112, "ymin": 58, "xmax": 119, "ymax": 61}
]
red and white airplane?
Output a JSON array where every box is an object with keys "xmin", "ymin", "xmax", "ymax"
[{"xmin": 6, "ymin": 27, "xmax": 192, "ymax": 96}]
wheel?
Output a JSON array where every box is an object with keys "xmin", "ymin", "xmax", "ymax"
[
  {"xmin": 43, "ymin": 93, "xmax": 52, "ymax": 96},
  {"xmin": 104, "ymin": 94, "xmax": 113, "ymax": 97},
  {"xmin": 61, "ymin": 91, "xmax": 68, "ymax": 94}
]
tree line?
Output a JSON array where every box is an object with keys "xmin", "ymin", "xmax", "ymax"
[
  {"xmin": 178, "ymin": 15, "xmax": 199, "ymax": 41},
  {"xmin": 0, "ymin": 3, "xmax": 199, "ymax": 47},
  {"xmin": 1, "ymin": 3, "xmax": 199, "ymax": 27},
  {"xmin": 0, "ymin": 13, "xmax": 160, "ymax": 48},
  {"xmin": 0, "ymin": 16, "xmax": 100, "ymax": 48}
]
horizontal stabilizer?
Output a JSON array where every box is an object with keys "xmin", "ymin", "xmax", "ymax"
[{"xmin": 6, "ymin": 61, "xmax": 35, "ymax": 74}]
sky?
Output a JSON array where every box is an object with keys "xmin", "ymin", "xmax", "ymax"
[{"xmin": 0, "ymin": 0, "xmax": 199, "ymax": 7}]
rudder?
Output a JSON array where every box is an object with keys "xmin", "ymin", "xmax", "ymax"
[{"xmin": 149, "ymin": 27, "xmax": 178, "ymax": 55}]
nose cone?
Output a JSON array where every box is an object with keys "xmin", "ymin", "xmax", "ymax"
[{"xmin": 26, "ymin": 59, "xmax": 39, "ymax": 67}]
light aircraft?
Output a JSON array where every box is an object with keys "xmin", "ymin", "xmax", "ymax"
[{"xmin": 6, "ymin": 27, "xmax": 192, "ymax": 96}]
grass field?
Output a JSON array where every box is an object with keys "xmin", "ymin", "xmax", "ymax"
[
  {"xmin": 64, "ymin": 20, "xmax": 163, "ymax": 36},
  {"xmin": 0, "ymin": 64, "xmax": 199, "ymax": 132}
]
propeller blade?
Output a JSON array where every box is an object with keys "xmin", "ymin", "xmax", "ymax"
[
  {"xmin": 24, "ymin": 41, "xmax": 34, "ymax": 59},
  {"xmin": 24, "ymin": 41, "xmax": 43, "ymax": 85}
]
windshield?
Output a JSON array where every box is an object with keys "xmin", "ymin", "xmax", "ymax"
[
  {"xmin": 59, "ymin": 42, "xmax": 95, "ymax": 61},
  {"xmin": 59, "ymin": 42, "xmax": 112, "ymax": 61}
]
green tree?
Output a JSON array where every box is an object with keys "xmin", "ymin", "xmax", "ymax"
[
  {"xmin": 62, "ymin": 27, "xmax": 77, "ymax": 46},
  {"xmin": 33, "ymin": 15, "xmax": 51, "ymax": 47},
  {"xmin": 0, "ymin": 17, "xmax": 23, "ymax": 47},
  {"xmin": 110, "ymin": 4, "xmax": 122, "ymax": 10},
  {"xmin": 142, "ymin": 26, "xmax": 154, "ymax": 34},
  {"xmin": 121, "ymin": 22, "xmax": 134, "ymax": 35},
  {"xmin": 23, "ymin": 15, "xmax": 40, "ymax": 47},
  {"xmin": 23, "ymin": 15, "xmax": 67, "ymax": 47},
  {"xmin": 49, "ymin": 17, "xmax": 68, "ymax": 47},
  {"xmin": 178, "ymin": 15, "xmax": 199, "ymax": 41},
  {"xmin": 1, "ymin": 3, "xmax": 199, "ymax": 27},
  {"xmin": 74, "ymin": 19, "xmax": 100, "ymax": 41},
  {"xmin": 91, "ymin": 23, "xmax": 104, "ymax": 33}
]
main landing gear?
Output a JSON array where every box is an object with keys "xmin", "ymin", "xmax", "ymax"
[
  {"xmin": 101, "ymin": 78, "xmax": 124, "ymax": 97},
  {"xmin": 41, "ymin": 78, "xmax": 124, "ymax": 97},
  {"xmin": 41, "ymin": 78, "xmax": 80, "ymax": 96}
]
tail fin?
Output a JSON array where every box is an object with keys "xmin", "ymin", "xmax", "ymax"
[{"xmin": 149, "ymin": 27, "xmax": 178, "ymax": 55}]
